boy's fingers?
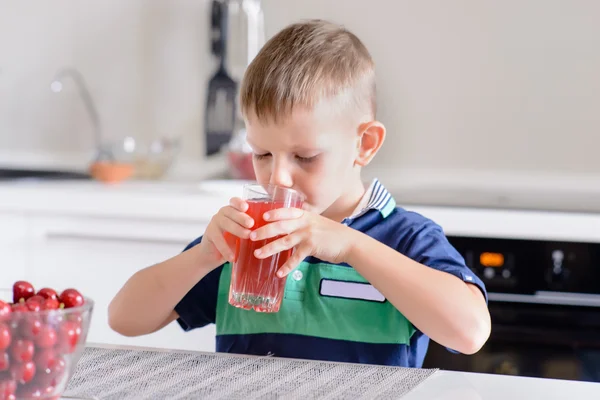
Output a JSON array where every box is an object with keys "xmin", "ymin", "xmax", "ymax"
[
  {"xmin": 229, "ymin": 197, "xmax": 249, "ymax": 212},
  {"xmin": 250, "ymin": 218, "xmax": 305, "ymax": 241},
  {"xmin": 211, "ymin": 232, "xmax": 235, "ymax": 262},
  {"xmin": 220, "ymin": 216, "xmax": 252, "ymax": 240},
  {"xmin": 278, "ymin": 244, "xmax": 310, "ymax": 278},
  {"xmin": 263, "ymin": 207, "xmax": 304, "ymax": 222},
  {"xmin": 254, "ymin": 231, "xmax": 303, "ymax": 259},
  {"xmin": 222, "ymin": 206, "xmax": 254, "ymax": 229}
]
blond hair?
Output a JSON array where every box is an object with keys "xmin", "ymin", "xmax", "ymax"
[{"xmin": 240, "ymin": 19, "xmax": 376, "ymax": 122}]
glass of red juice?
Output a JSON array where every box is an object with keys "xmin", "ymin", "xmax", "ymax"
[{"xmin": 228, "ymin": 184, "xmax": 304, "ymax": 312}]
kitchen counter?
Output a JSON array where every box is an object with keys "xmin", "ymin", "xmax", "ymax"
[
  {"xmin": 0, "ymin": 152, "xmax": 240, "ymax": 222},
  {"xmin": 2, "ymin": 176, "xmax": 600, "ymax": 243},
  {"xmin": 61, "ymin": 344, "xmax": 600, "ymax": 400},
  {"xmin": 366, "ymin": 166, "xmax": 600, "ymax": 215},
  {"xmin": 4, "ymin": 149, "xmax": 600, "ymax": 215},
  {"xmin": 2, "ymin": 149, "xmax": 600, "ymax": 242},
  {"xmin": 0, "ymin": 179, "xmax": 243, "ymax": 222},
  {"xmin": 403, "ymin": 369, "xmax": 600, "ymax": 400}
]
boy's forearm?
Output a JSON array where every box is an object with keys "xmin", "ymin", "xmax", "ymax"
[
  {"xmin": 108, "ymin": 244, "xmax": 215, "ymax": 337},
  {"xmin": 344, "ymin": 229, "xmax": 491, "ymax": 355}
]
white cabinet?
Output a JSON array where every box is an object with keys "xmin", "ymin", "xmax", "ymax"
[
  {"xmin": 27, "ymin": 214, "xmax": 217, "ymax": 352},
  {"xmin": 0, "ymin": 212, "xmax": 29, "ymax": 289}
]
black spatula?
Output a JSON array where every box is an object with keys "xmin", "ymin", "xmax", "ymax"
[{"xmin": 205, "ymin": 0, "xmax": 237, "ymax": 156}]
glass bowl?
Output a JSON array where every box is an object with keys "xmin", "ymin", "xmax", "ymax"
[
  {"xmin": 117, "ymin": 136, "xmax": 181, "ymax": 180},
  {"xmin": 0, "ymin": 288, "xmax": 94, "ymax": 400}
]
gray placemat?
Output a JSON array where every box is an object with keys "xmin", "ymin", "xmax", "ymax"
[{"xmin": 64, "ymin": 345, "xmax": 437, "ymax": 400}]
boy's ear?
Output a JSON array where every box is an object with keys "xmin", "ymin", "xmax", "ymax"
[{"xmin": 354, "ymin": 121, "xmax": 386, "ymax": 167}]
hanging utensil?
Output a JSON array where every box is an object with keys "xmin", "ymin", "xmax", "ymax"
[{"xmin": 205, "ymin": 0, "xmax": 238, "ymax": 156}]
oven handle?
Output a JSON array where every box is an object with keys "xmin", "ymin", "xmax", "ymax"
[{"xmin": 489, "ymin": 291, "xmax": 600, "ymax": 308}]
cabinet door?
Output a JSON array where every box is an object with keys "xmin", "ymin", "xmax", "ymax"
[
  {"xmin": 29, "ymin": 215, "xmax": 216, "ymax": 352},
  {"xmin": 0, "ymin": 212, "xmax": 29, "ymax": 289}
]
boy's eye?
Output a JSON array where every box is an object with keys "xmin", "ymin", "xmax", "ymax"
[
  {"xmin": 295, "ymin": 155, "xmax": 318, "ymax": 163},
  {"xmin": 253, "ymin": 153, "xmax": 271, "ymax": 160},
  {"xmin": 253, "ymin": 153, "xmax": 317, "ymax": 163}
]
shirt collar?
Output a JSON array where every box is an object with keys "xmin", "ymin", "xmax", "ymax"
[{"xmin": 344, "ymin": 178, "xmax": 396, "ymax": 223}]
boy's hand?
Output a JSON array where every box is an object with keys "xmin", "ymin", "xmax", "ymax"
[
  {"xmin": 249, "ymin": 208, "xmax": 354, "ymax": 277},
  {"xmin": 199, "ymin": 197, "xmax": 255, "ymax": 267}
]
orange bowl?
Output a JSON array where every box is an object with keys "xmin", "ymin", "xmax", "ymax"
[{"xmin": 89, "ymin": 161, "xmax": 134, "ymax": 184}]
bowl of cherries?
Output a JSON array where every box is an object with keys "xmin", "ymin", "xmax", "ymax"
[{"xmin": 0, "ymin": 280, "xmax": 93, "ymax": 400}]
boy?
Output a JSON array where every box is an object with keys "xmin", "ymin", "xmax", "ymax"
[{"xmin": 109, "ymin": 19, "xmax": 490, "ymax": 367}]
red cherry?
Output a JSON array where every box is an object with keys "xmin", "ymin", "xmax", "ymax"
[
  {"xmin": 10, "ymin": 339, "xmax": 34, "ymax": 363},
  {"xmin": 0, "ymin": 325, "xmax": 10, "ymax": 351},
  {"xmin": 26, "ymin": 302, "xmax": 41, "ymax": 313},
  {"xmin": 20, "ymin": 318, "xmax": 42, "ymax": 341},
  {"xmin": 0, "ymin": 302, "xmax": 11, "ymax": 324},
  {"xmin": 57, "ymin": 321, "xmax": 81, "ymax": 353},
  {"xmin": 9, "ymin": 360, "xmax": 35, "ymax": 384},
  {"xmin": 25, "ymin": 296, "xmax": 44, "ymax": 312},
  {"xmin": 34, "ymin": 326, "xmax": 57, "ymax": 349},
  {"xmin": 27, "ymin": 295, "xmax": 44, "ymax": 303},
  {"xmin": 44, "ymin": 311, "xmax": 64, "ymax": 327},
  {"xmin": 12, "ymin": 281, "xmax": 35, "ymax": 304},
  {"xmin": 36, "ymin": 288, "xmax": 58, "ymax": 301},
  {"xmin": 65, "ymin": 312, "xmax": 83, "ymax": 327},
  {"xmin": 35, "ymin": 355, "xmax": 65, "ymax": 389},
  {"xmin": 9, "ymin": 304, "xmax": 28, "ymax": 327},
  {"xmin": 49, "ymin": 357, "xmax": 66, "ymax": 379},
  {"xmin": 41, "ymin": 298, "xmax": 60, "ymax": 311},
  {"xmin": 0, "ymin": 377, "xmax": 17, "ymax": 398},
  {"xmin": 0, "ymin": 352, "xmax": 8, "ymax": 372},
  {"xmin": 8, "ymin": 305, "xmax": 27, "ymax": 328},
  {"xmin": 33, "ymin": 348, "xmax": 57, "ymax": 372},
  {"xmin": 15, "ymin": 381, "xmax": 42, "ymax": 398},
  {"xmin": 10, "ymin": 303, "xmax": 27, "ymax": 314},
  {"xmin": 59, "ymin": 289, "xmax": 84, "ymax": 308},
  {"xmin": 40, "ymin": 383, "xmax": 57, "ymax": 398}
]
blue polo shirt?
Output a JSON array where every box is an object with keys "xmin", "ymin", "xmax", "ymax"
[{"xmin": 175, "ymin": 179, "xmax": 487, "ymax": 367}]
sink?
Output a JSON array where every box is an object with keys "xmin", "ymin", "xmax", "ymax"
[{"xmin": 0, "ymin": 167, "xmax": 91, "ymax": 181}]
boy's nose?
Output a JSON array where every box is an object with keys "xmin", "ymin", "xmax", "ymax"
[{"xmin": 269, "ymin": 162, "xmax": 293, "ymax": 188}]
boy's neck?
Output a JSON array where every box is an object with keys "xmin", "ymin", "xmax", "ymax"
[{"xmin": 321, "ymin": 178, "xmax": 367, "ymax": 223}]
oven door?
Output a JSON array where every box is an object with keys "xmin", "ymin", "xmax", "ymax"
[{"xmin": 422, "ymin": 302, "xmax": 600, "ymax": 382}]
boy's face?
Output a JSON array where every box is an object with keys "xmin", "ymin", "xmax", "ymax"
[{"xmin": 244, "ymin": 102, "xmax": 366, "ymax": 217}]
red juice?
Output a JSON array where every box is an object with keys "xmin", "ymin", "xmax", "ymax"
[{"xmin": 228, "ymin": 200, "xmax": 292, "ymax": 312}]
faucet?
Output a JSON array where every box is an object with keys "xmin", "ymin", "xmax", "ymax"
[{"xmin": 51, "ymin": 68, "xmax": 113, "ymax": 161}]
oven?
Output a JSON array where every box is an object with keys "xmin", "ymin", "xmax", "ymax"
[{"xmin": 422, "ymin": 234, "xmax": 600, "ymax": 382}]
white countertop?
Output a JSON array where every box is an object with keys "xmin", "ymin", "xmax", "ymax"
[
  {"xmin": 0, "ymin": 152, "xmax": 242, "ymax": 221},
  {"xmin": 0, "ymin": 178, "xmax": 244, "ymax": 222},
  {"xmin": 2, "ymin": 175, "xmax": 600, "ymax": 243},
  {"xmin": 4, "ymin": 150, "xmax": 600, "ymax": 214},
  {"xmin": 2, "ymin": 151, "xmax": 600, "ymax": 241},
  {"xmin": 405, "ymin": 369, "xmax": 600, "ymax": 400},
  {"xmin": 363, "ymin": 165, "xmax": 600, "ymax": 215}
]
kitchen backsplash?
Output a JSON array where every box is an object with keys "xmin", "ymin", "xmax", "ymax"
[{"xmin": 1, "ymin": 0, "xmax": 599, "ymax": 176}]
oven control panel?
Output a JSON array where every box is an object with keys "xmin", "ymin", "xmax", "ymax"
[{"xmin": 446, "ymin": 235, "xmax": 600, "ymax": 306}]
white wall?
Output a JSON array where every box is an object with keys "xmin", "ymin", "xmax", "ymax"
[
  {"xmin": 1, "ymin": 0, "xmax": 599, "ymax": 178},
  {"xmin": 0, "ymin": 0, "xmax": 211, "ymax": 161},
  {"xmin": 263, "ymin": 0, "xmax": 600, "ymax": 176}
]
